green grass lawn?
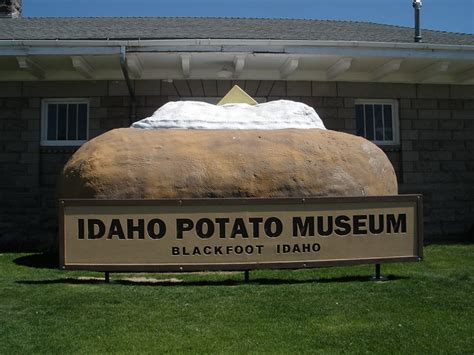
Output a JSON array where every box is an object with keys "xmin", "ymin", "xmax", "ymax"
[{"xmin": 0, "ymin": 244, "xmax": 473, "ymax": 354}]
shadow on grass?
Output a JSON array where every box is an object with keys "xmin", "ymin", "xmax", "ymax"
[
  {"xmin": 14, "ymin": 253, "xmax": 58, "ymax": 270},
  {"xmin": 17, "ymin": 274, "xmax": 406, "ymax": 287}
]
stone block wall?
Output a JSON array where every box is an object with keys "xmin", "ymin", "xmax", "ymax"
[{"xmin": 0, "ymin": 80, "xmax": 473, "ymax": 250}]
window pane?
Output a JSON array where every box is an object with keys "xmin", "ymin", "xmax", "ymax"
[
  {"xmin": 47, "ymin": 104, "xmax": 57, "ymax": 140},
  {"xmin": 67, "ymin": 104, "xmax": 78, "ymax": 140},
  {"xmin": 365, "ymin": 104, "xmax": 374, "ymax": 140},
  {"xmin": 78, "ymin": 104, "xmax": 88, "ymax": 140},
  {"xmin": 374, "ymin": 104, "xmax": 384, "ymax": 141},
  {"xmin": 383, "ymin": 105, "xmax": 393, "ymax": 141},
  {"xmin": 355, "ymin": 104, "xmax": 365, "ymax": 137},
  {"xmin": 57, "ymin": 104, "xmax": 67, "ymax": 140}
]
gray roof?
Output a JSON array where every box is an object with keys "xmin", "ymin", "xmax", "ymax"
[{"xmin": 0, "ymin": 17, "xmax": 473, "ymax": 45}]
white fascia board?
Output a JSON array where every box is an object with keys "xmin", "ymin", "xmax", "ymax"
[
  {"xmin": 0, "ymin": 45, "xmax": 121, "ymax": 56},
  {"xmin": 1, "ymin": 38, "xmax": 471, "ymax": 50},
  {"xmin": 0, "ymin": 39, "xmax": 473, "ymax": 61}
]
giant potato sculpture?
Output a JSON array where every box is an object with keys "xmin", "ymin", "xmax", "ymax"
[{"xmin": 58, "ymin": 99, "xmax": 397, "ymax": 199}]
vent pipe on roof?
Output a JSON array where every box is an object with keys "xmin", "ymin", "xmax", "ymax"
[
  {"xmin": 413, "ymin": 0, "xmax": 422, "ymax": 43},
  {"xmin": 0, "ymin": 0, "xmax": 22, "ymax": 18}
]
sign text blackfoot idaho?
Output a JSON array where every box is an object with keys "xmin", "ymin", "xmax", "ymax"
[{"xmin": 60, "ymin": 196, "xmax": 423, "ymax": 271}]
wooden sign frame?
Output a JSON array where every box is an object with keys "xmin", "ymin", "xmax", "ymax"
[{"xmin": 59, "ymin": 195, "xmax": 423, "ymax": 272}]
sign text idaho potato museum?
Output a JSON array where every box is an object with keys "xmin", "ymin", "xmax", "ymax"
[{"xmin": 60, "ymin": 196, "xmax": 423, "ymax": 271}]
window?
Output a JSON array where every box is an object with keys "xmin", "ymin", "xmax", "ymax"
[
  {"xmin": 355, "ymin": 100, "xmax": 399, "ymax": 145},
  {"xmin": 41, "ymin": 99, "xmax": 89, "ymax": 146}
]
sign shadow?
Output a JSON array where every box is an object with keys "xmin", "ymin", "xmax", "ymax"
[
  {"xmin": 14, "ymin": 253, "xmax": 58, "ymax": 270},
  {"xmin": 16, "ymin": 273, "xmax": 406, "ymax": 287}
]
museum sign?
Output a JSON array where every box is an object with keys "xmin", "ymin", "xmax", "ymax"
[{"xmin": 59, "ymin": 196, "xmax": 423, "ymax": 271}]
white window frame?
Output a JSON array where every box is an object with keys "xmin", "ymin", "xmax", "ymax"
[
  {"xmin": 354, "ymin": 99, "xmax": 400, "ymax": 146},
  {"xmin": 41, "ymin": 98, "xmax": 89, "ymax": 146}
]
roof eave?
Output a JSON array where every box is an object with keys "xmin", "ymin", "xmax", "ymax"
[
  {"xmin": 2, "ymin": 38, "xmax": 473, "ymax": 84},
  {"xmin": 1, "ymin": 38, "xmax": 473, "ymax": 57}
]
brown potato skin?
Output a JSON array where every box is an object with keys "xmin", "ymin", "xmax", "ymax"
[{"xmin": 58, "ymin": 128, "xmax": 398, "ymax": 199}]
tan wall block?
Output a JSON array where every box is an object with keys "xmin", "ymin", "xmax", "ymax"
[
  {"xmin": 20, "ymin": 131, "xmax": 39, "ymax": 142},
  {"xmin": 256, "ymin": 81, "xmax": 274, "ymax": 96},
  {"xmin": 344, "ymin": 98, "xmax": 355, "ymax": 108},
  {"xmin": 269, "ymin": 81, "xmax": 286, "ymax": 96},
  {"xmin": 173, "ymin": 80, "xmax": 191, "ymax": 96},
  {"xmin": 216, "ymin": 80, "xmax": 232, "ymax": 96},
  {"xmin": 202, "ymin": 80, "xmax": 218, "ymax": 97},
  {"xmin": 439, "ymin": 120, "xmax": 464, "ymax": 130},
  {"xmin": 89, "ymin": 107, "xmax": 107, "ymax": 119},
  {"xmin": 311, "ymin": 82, "xmax": 337, "ymax": 97},
  {"xmin": 135, "ymin": 80, "xmax": 161, "ymax": 96},
  {"xmin": 338, "ymin": 108, "xmax": 354, "ymax": 119},
  {"xmin": 23, "ymin": 81, "xmax": 108, "ymax": 97},
  {"xmin": 338, "ymin": 82, "xmax": 416, "ymax": 98},
  {"xmin": 452, "ymin": 110, "xmax": 474, "ymax": 119},
  {"xmin": 20, "ymin": 108, "xmax": 40, "ymax": 120},
  {"xmin": 412, "ymin": 120, "xmax": 438, "ymax": 129},
  {"xmin": 344, "ymin": 118, "xmax": 356, "ymax": 130},
  {"xmin": 108, "ymin": 81, "xmax": 132, "ymax": 96},
  {"xmin": 451, "ymin": 85, "xmax": 474, "ymax": 99},
  {"xmin": 161, "ymin": 81, "xmax": 178, "ymax": 96},
  {"xmin": 411, "ymin": 99, "xmax": 438, "ymax": 109},
  {"xmin": 323, "ymin": 97, "xmax": 344, "ymax": 107},
  {"xmin": 464, "ymin": 100, "xmax": 474, "ymax": 109},
  {"xmin": 287, "ymin": 81, "xmax": 311, "ymax": 96},
  {"xmin": 244, "ymin": 81, "xmax": 259, "ymax": 97},
  {"xmin": 418, "ymin": 109, "xmax": 451, "ymax": 120},
  {"xmin": 400, "ymin": 109, "xmax": 418, "ymax": 119},
  {"xmin": 188, "ymin": 80, "xmax": 205, "ymax": 96},
  {"xmin": 400, "ymin": 119, "xmax": 412, "ymax": 130},
  {"xmin": 0, "ymin": 82, "xmax": 22, "ymax": 98},
  {"xmin": 101, "ymin": 96, "xmax": 125, "ymax": 107},
  {"xmin": 419, "ymin": 130, "xmax": 452, "ymax": 140},
  {"xmin": 231, "ymin": 80, "xmax": 246, "ymax": 90},
  {"xmin": 417, "ymin": 84, "xmax": 450, "ymax": 99}
]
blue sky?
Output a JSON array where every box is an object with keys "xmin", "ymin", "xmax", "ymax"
[{"xmin": 23, "ymin": 0, "xmax": 474, "ymax": 34}]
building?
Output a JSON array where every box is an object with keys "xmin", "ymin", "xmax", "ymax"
[{"xmin": 0, "ymin": 15, "xmax": 473, "ymax": 250}]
